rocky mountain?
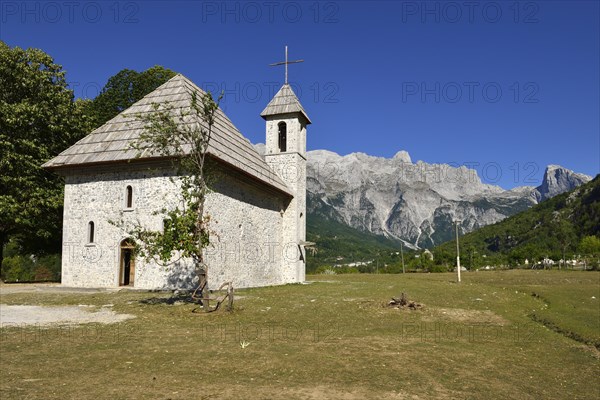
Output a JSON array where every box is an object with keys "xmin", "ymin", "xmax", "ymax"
[
  {"xmin": 531, "ymin": 165, "xmax": 592, "ymax": 202},
  {"xmin": 254, "ymin": 144, "xmax": 592, "ymax": 249}
]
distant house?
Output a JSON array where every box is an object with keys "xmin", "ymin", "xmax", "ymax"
[
  {"xmin": 422, "ymin": 249, "xmax": 433, "ymax": 260},
  {"xmin": 43, "ymin": 74, "xmax": 311, "ymax": 290},
  {"xmin": 542, "ymin": 258, "xmax": 555, "ymax": 266}
]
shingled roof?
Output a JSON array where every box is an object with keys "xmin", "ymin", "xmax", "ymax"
[
  {"xmin": 260, "ymin": 84, "xmax": 311, "ymax": 124},
  {"xmin": 43, "ymin": 74, "xmax": 292, "ymax": 196}
]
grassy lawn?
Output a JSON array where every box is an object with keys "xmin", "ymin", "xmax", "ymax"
[{"xmin": 1, "ymin": 270, "xmax": 598, "ymax": 399}]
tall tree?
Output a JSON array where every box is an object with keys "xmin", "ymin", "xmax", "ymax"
[
  {"xmin": 127, "ymin": 90, "xmax": 225, "ymax": 310},
  {"xmin": 553, "ymin": 219, "xmax": 576, "ymax": 269},
  {"xmin": 88, "ymin": 66, "xmax": 176, "ymax": 127},
  {"xmin": 579, "ymin": 235, "xmax": 600, "ymax": 270},
  {"xmin": 0, "ymin": 42, "xmax": 91, "ymax": 274}
]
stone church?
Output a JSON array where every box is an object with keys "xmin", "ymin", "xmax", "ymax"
[{"xmin": 43, "ymin": 74, "xmax": 310, "ymax": 289}]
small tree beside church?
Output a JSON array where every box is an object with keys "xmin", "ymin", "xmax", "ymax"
[{"xmin": 128, "ymin": 90, "xmax": 231, "ymax": 310}]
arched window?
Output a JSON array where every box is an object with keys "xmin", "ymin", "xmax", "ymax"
[
  {"xmin": 88, "ymin": 221, "xmax": 95, "ymax": 243},
  {"xmin": 278, "ymin": 122, "xmax": 287, "ymax": 152},
  {"xmin": 126, "ymin": 185, "xmax": 133, "ymax": 208}
]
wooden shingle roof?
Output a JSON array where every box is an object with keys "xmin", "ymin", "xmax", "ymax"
[
  {"xmin": 260, "ymin": 84, "xmax": 311, "ymax": 124},
  {"xmin": 43, "ymin": 74, "xmax": 292, "ymax": 196}
]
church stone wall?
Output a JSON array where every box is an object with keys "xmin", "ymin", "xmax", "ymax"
[
  {"xmin": 203, "ymin": 170, "xmax": 288, "ymax": 289},
  {"xmin": 265, "ymin": 152, "xmax": 307, "ymax": 283},
  {"xmin": 61, "ymin": 163, "xmax": 290, "ymax": 290}
]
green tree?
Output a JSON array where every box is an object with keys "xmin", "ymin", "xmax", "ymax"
[
  {"xmin": 126, "ymin": 90, "xmax": 224, "ymax": 310},
  {"xmin": 88, "ymin": 66, "xmax": 176, "ymax": 127},
  {"xmin": 579, "ymin": 235, "xmax": 600, "ymax": 270},
  {"xmin": 0, "ymin": 42, "xmax": 91, "ymax": 275},
  {"xmin": 553, "ymin": 219, "xmax": 576, "ymax": 269}
]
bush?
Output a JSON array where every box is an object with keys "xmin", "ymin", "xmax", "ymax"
[
  {"xmin": 358, "ymin": 264, "xmax": 375, "ymax": 273},
  {"xmin": 382, "ymin": 264, "xmax": 404, "ymax": 274},
  {"xmin": 315, "ymin": 265, "xmax": 336, "ymax": 275},
  {"xmin": 2, "ymin": 255, "xmax": 35, "ymax": 282},
  {"xmin": 1, "ymin": 253, "xmax": 61, "ymax": 282},
  {"xmin": 426, "ymin": 264, "xmax": 450, "ymax": 273},
  {"xmin": 36, "ymin": 254, "xmax": 61, "ymax": 281}
]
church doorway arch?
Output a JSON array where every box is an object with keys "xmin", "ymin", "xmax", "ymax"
[{"xmin": 119, "ymin": 239, "xmax": 136, "ymax": 286}]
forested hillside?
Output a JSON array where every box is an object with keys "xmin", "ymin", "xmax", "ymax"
[
  {"xmin": 306, "ymin": 215, "xmax": 402, "ymax": 273},
  {"xmin": 432, "ymin": 175, "xmax": 600, "ymax": 268}
]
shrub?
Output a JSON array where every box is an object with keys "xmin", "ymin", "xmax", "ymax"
[
  {"xmin": 315, "ymin": 265, "xmax": 336, "ymax": 275},
  {"xmin": 426, "ymin": 264, "xmax": 450, "ymax": 273},
  {"xmin": 1, "ymin": 253, "xmax": 61, "ymax": 282},
  {"xmin": 2, "ymin": 255, "xmax": 35, "ymax": 282}
]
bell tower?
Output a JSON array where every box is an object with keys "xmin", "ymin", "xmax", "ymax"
[
  {"xmin": 262, "ymin": 84, "xmax": 310, "ymax": 158},
  {"xmin": 261, "ymin": 47, "xmax": 311, "ymax": 283}
]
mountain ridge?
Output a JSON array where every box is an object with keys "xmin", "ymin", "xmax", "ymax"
[
  {"xmin": 254, "ymin": 144, "xmax": 593, "ymax": 249},
  {"xmin": 305, "ymin": 148, "xmax": 591, "ymax": 248}
]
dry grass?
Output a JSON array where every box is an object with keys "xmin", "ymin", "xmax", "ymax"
[{"xmin": 1, "ymin": 270, "xmax": 599, "ymax": 399}]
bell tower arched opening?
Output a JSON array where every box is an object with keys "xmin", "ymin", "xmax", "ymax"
[{"xmin": 278, "ymin": 122, "xmax": 287, "ymax": 152}]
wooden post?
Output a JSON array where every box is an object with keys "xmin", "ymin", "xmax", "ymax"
[
  {"xmin": 227, "ymin": 283, "xmax": 234, "ymax": 311},
  {"xmin": 455, "ymin": 221, "xmax": 461, "ymax": 283},
  {"xmin": 401, "ymin": 243, "xmax": 405, "ymax": 274}
]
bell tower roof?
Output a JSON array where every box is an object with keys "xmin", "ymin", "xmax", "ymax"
[{"xmin": 260, "ymin": 84, "xmax": 312, "ymax": 124}]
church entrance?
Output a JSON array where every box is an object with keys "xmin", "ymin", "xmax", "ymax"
[{"xmin": 119, "ymin": 239, "xmax": 135, "ymax": 286}]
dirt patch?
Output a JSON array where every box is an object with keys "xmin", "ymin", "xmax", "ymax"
[
  {"xmin": 0, "ymin": 282, "xmax": 117, "ymax": 295},
  {"xmin": 0, "ymin": 304, "xmax": 135, "ymax": 326},
  {"xmin": 186, "ymin": 384, "xmax": 418, "ymax": 400},
  {"xmin": 423, "ymin": 308, "xmax": 510, "ymax": 325}
]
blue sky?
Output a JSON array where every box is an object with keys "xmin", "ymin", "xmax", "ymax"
[{"xmin": 1, "ymin": 0, "xmax": 598, "ymax": 188}]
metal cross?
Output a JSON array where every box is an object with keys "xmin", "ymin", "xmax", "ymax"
[{"xmin": 269, "ymin": 46, "xmax": 304, "ymax": 84}]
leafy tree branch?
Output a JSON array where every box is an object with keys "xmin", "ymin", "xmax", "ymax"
[{"xmin": 127, "ymin": 90, "xmax": 223, "ymax": 307}]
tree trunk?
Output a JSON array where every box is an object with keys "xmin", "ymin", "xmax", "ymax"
[
  {"xmin": 199, "ymin": 266, "xmax": 209, "ymax": 310},
  {"xmin": 196, "ymin": 191, "xmax": 210, "ymax": 310}
]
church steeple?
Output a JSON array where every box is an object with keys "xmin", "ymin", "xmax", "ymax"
[
  {"xmin": 261, "ymin": 84, "xmax": 310, "ymax": 156},
  {"xmin": 260, "ymin": 84, "xmax": 311, "ymax": 123},
  {"xmin": 261, "ymin": 47, "xmax": 309, "ymax": 283},
  {"xmin": 262, "ymin": 45, "xmax": 310, "ymax": 157}
]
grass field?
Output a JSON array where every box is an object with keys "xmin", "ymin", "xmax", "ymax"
[{"xmin": 1, "ymin": 270, "xmax": 599, "ymax": 399}]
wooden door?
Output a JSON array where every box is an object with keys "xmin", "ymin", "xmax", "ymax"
[{"xmin": 120, "ymin": 239, "xmax": 135, "ymax": 286}]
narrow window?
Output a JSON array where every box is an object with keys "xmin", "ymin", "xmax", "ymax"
[
  {"xmin": 278, "ymin": 122, "xmax": 287, "ymax": 152},
  {"xmin": 126, "ymin": 185, "xmax": 133, "ymax": 208},
  {"xmin": 88, "ymin": 221, "xmax": 95, "ymax": 243}
]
